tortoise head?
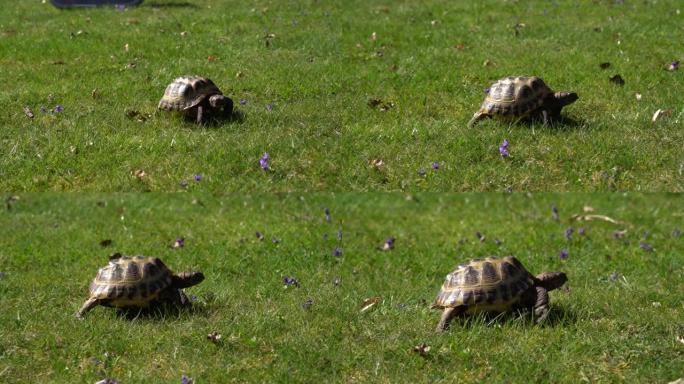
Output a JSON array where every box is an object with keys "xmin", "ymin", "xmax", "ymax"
[
  {"xmin": 553, "ymin": 91, "xmax": 578, "ymax": 107},
  {"xmin": 173, "ymin": 271, "xmax": 205, "ymax": 289},
  {"xmin": 208, "ymin": 94, "xmax": 233, "ymax": 109},
  {"xmin": 536, "ymin": 272, "xmax": 567, "ymax": 291}
]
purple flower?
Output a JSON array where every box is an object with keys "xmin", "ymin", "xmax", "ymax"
[
  {"xmin": 608, "ymin": 272, "xmax": 620, "ymax": 282},
  {"xmin": 179, "ymin": 180, "xmax": 188, "ymax": 189},
  {"xmin": 431, "ymin": 161, "xmax": 440, "ymax": 170},
  {"xmin": 499, "ymin": 139, "xmax": 510, "ymax": 157},
  {"xmin": 239, "ymin": 99, "xmax": 247, "ymax": 105},
  {"xmin": 417, "ymin": 168, "xmax": 427, "ymax": 177},
  {"xmin": 283, "ymin": 276, "xmax": 300, "ymax": 287},
  {"xmin": 564, "ymin": 228, "xmax": 574, "ymax": 240},
  {"xmin": 172, "ymin": 237, "xmax": 185, "ymax": 248},
  {"xmin": 265, "ymin": 103, "xmax": 275, "ymax": 111},
  {"xmin": 40, "ymin": 106, "xmax": 48, "ymax": 114},
  {"xmin": 53, "ymin": 105, "xmax": 64, "ymax": 113},
  {"xmin": 0, "ymin": 272, "xmax": 6, "ymax": 279},
  {"xmin": 332, "ymin": 247, "xmax": 342, "ymax": 257},
  {"xmin": 475, "ymin": 231, "xmax": 485, "ymax": 242},
  {"xmin": 673, "ymin": 228, "xmax": 682, "ymax": 238},
  {"xmin": 551, "ymin": 204, "xmax": 559, "ymax": 221},
  {"xmin": 668, "ymin": 60, "xmax": 679, "ymax": 71},
  {"xmin": 639, "ymin": 242, "xmax": 654, "ymax": 252},
  {"xmin": 559, "ymin": 249, "xmax": 569, "ymax": 260},
  {"xmin": 302, "ymin": 298, "xmax": 314, "ymax": 310},
  {"xmin": 578, "ymin": 227, "xmax": 586, "ymax": 236},
  {"xmin": 382, "ymin": 237, "xmax": 395, "ymax": 251},
  {"xmin": 337, "ymin": 229, "xmax": 343, "ymax": 240},
  {"xmin": 115, "ymin": 4, "xmax": 126, "ymax": 11},
  {"xmin": 256, "ymin": 231, "xmax": 264, "ymax": 241},
  {"xmin": 181, "ymin": 375, "xmax": 194, "ymax": 384},
  {"xmin": 324, "ymin": 208, "xmax": 331, "ymax": 222},
  {"xmin": 193, "ymin": 174, "xmax": 202, "ymax": 182},
  {"xmin": 259, "ymin": 152, "xmax": 270, "ymax": 170}
]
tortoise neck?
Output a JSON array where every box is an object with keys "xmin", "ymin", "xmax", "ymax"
[{"xmin": 173, "ymin": 272, "xmax": 205, "ymax": 288}]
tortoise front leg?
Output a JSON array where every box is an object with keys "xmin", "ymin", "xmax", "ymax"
[
  {"xmin": 75, "ymin": 297, "xmax": 101, "ymax": 319},
  {"xmin": 467, "ymin": 112, "xmax": 489, "ymax": 128},
  {"xmin": 541, "ymin": 109, "xmax": 550, "ymax": 126},
  {"xmin": 196, "ymin": 105, "xmax": 204, "ymax": 124},
  {"xmin": 436, "ymin": 306, "xmax": 465, "ymax": 332},
  {"xmin": 532, "ymin": 286, "xmax": 550, "ymax": 324}
]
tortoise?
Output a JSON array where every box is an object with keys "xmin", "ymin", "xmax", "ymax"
[
  {"xmin": 467, "ymin": 76, "xmax": 578, "ymax": 128},
  {"xmin": 76, "ymin": 255, "xmax": 204, "ymax": 319},
  {"xmin": 432, "ymin": 256, "xmax": 567, "ymax": 331},
  {"xmin": 158, "ymin": 75, "xmax": 233, "ymax": 124}
]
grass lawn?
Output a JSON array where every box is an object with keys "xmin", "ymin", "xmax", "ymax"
[
  {"xmin": 1, "ymin": 193, "xmax": 682, "ymax": 382},
  {"xmin": 1, "ymin": 1, "xmax": 683, "ymax": 192}
]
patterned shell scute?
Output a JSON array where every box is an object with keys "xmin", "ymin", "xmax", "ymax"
[
  {"xmin": 89, "ymin": 256, "xmax": 174, "ymax": 307},
  {"xmin": 434, "ymin": 256, "xmax": 533, "ymax": 310},
  {"xmin": 480, "ymin": 76, "xmax": 552, "ymax": 117},
  {"xmin": 158, "ymin": 76, "xmax": 222, "ymax": 111}
]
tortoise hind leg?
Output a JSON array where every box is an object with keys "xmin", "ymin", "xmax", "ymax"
[
  {"xmin": 436, "ymin": 306, "xmax": 465, "ymax": 332},
  {"xmin": 467, "ymin": 112, "xmax": 489, "ymax": 128},
  {"xmin": 75, "ymin": 298, "xmax": 101, "ymax": 319},
  {"xmin": 196, "ymin": 105, "xmax": 204, "ymax": 124}
]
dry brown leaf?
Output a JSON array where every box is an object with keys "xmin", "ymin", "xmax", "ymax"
[
  {"xmin": 652, "ymin": 108, "xmax": 672, "ymax": 123},
  {"xmin": 360, "ymin": 296, "xmax": 381, "ymax": 313},
  {"xmin": 571, "ymin": 214, "xmax": 622, "ymax": 225},
  {"xmin": 23, "ymin": 106, "xmax": 34, "ymax": 119},
  {"xmin": 413, "ymin": 343, "xmax": 431, "ymax": 356}
]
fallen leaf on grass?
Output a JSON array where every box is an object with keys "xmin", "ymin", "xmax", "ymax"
[
  {"xmin": 609, "ymin": 74, "xmax": 625, "ymax": 85},
  {"xmin": 207, "ymin": 331, "xmax": 222, "ymax": 344},
  {"xmin": 125, "ymin": 110, "xmax": 149, "ymax": 122},
  {"xmin": 666, "ymin": 60, "xmax": 679, "ymax": 71},
  {"xmin": 91, "ymin": 88, "xmax": 99, "ymax": 99},
  {"xmin": 360, "ymin": 296, "xmax": 381, "ymax": 312},
  {"xmin": 370, "ymin": 158, "xmax": 385, "ymax": 169},
  {"xmin": 131, "ymin": 169, "xmax": 146, "ymax": 179},
  {"xmin": 413, "ymin": 343, "xmax": 431, "ymax": 356},
  {"xmin": 368, "ymin": 98, "xmax": 395, "ymax": 111},
  {"xmin": 635, "ymin": 93, "xmax": 642, "ymax": 101},
  {"xmin": 207, "ymin": 55, "xmax": 217, "ymax": 62},
  {"xmin": 652, "ymin": 108, "xmax": 672, "ymax": 123},
  {"xmin": 612, "ymin": 229, "xmax": 628, "ymax": 239},
  {"xmin": 172, "ymin": 237, "xmax": 185, "ymax": 249},
  {"xmin": 23, "ymin": 106, "xmax": 34, "ymax": 119},
  {"xmin": 571, "ymin": 214, "xmax": 622, "ymax": 225},
  {"xmin": 453, "ymin": 43, "xmax": 465, "ymax": 50}
]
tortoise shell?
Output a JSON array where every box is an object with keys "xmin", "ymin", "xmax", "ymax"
[
  {"xmin": 158, "ymin": 76, "xmax": 223, "ymax": 111},
  {"xmin": 478, "ymin": 76, "xmax": 552, "ymax": 117},
  {"xmin": 88, "ymin": 255, "xmax": 174, "ymax": 308},
  {"xmin": 433, "ymin": 256, "xmax": 534, "ymax": 314}
]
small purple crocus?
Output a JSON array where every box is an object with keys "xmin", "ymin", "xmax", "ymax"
[
  {"xmin": 332, "ymin": 247, "xmax": 342, "ymax": 257},
  {"xmin": 417, "ymin": 168, "xmax": 427, "ymax": 177},
  {"xmin": 673, "ymin": 229, "xmax": 682, "ymax": 238},
  {"xmin": 283, "ymin": 276, "xmax": 300, "ymax": 287},
  {"xmin": 337, "ymin": 229, "xmax": 343, "ymax": 241},
  {"xmin": 193, "ymin": 174, "xmax": 203, "ymax": 182},
  {"xmin": 0, "ymin": 272, "xmax": 6, "ymax": 279},
  {"xmin": 239, "ymin": 99, "xmax": 247, "ymax": 105},
  {"xmin": 259, "ymin": 152, "xmax": 270, "ymax": 170},
  {"xmin": 181, "ymin": 375, "xmax": 194, "ymax": 384},
  {"xmin": 551, "ymin": 204, "xmax": 559, "ymax": 221},
  {"xmin": 499, "ymin": 139, "xmax": 510, "ymax": 158},
  {"xmin": 639, "ymin": 242, "xmax": 654, "ymax": 252},
  {"xmin": 608, "ymin": 272, "xmax": 620, "ymax": 282},
  {"xmin": 578, "ymin": 227, "xmax": 586, "ymax": 236},
  {"xmin": 383, "ymin": 237, "xmax": 395, "ymax": 251},
  {"xmin": 256, "ymin": 231, "xmax": 264, "ymax": 241},
  {"xmin": 40, "ymin": 106, "xmax": 48, "ymax": 114},
  {"xmin": 173, "ymin": 237, "xmax": 185, "ymax": 248},
  {"xmin": 179, "ymin": 180, "xmax": 189, "ymax": 189},
  {"xmin": 564, "ymin": 228, "xmax": 574, "ymax": 240},
  {"xmin": 115, "ymin": 4, "xmax": 126, "ymax": 11},
  {"xmin": 431, "ymin": 162, "xmax": 440, "ymax": 170},
  {"xmin": 265, "ymin": 103, "xmax": 275, "ymax": 111},
  {"xmin": 559, "ymin": 249, "xmax": 569, "ymax": 260},
  {"xmin": 324, "ymin": 208, "xmax": 331, "ymax": 222},
  {"xmin": 53, "ymin": 105, "xmax": 64, "ymax": 113},
  {"xmin": 668, "ymin": 60, "xmax": 679, "ymax": 71}
]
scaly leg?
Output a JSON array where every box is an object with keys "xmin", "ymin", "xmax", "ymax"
[
  {"xmin": 533, "ymin": 286, "xmax": 550, "ymax": 324},
  {"xmin": 467, "ymin": 112, "xmax": 489, "ymax": 128},
  {"xmin": 75, "ymin": 298, "xmax": 100, "ymax": 319},
  {"xmin": 196, "ymin": 105, "xmax": 204, "ymax": 124},
  {"xmin": 436, "ymin": 306, "xmax": 465, "ymax": 332},
  {"xmin": 541, "ymin": 109, "xmax": 550, "ymax": 126}
]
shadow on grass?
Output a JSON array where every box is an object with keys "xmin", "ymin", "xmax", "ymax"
[
  {"xmin": 179, "ymin": 109, "xmax": 246, "ymax": 128},
  {"xmin": 516, "ymin": 115, "xmax": 589, "ymax": 131},
  {"xmin": 143, "ymin": 1, "xmax": 199, "ymax": 9},
  {"xmin": 114, "ymin": 302, "xmax": 210, "ymax": 321},
  {"xmin": 444, "ymin": 305, "xmax": 578, "ymax": 329}
]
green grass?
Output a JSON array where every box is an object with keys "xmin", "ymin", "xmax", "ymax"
[
  {"xmin": 1, "ymin": 0, "xmax": 683, "ymax": 191},
  {"xmin": 1, "ymin": 193, "xmax": 682, "ymax": 383}
]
